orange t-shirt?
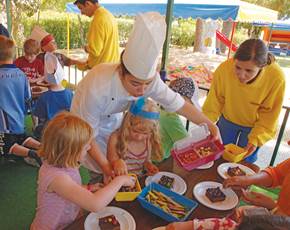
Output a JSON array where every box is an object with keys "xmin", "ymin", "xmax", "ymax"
[{"xmin": 264, "ymin": 158, "xmax": 290, "ymax": 216}]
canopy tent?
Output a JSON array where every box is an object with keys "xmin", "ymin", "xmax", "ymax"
[
  {"xmin": 66, "ymin": 0, "xmax": 278, "ymax": 22},
  {"xmin": 65, "ymin": 0, "xmax": 278, "ymax": 77}
]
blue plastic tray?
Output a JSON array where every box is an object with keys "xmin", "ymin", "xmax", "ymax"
[{"xmin": 137, "ymin": 182, "xmax": 198, "ymax": 222}]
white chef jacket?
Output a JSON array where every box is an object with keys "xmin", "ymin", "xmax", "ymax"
[{"xmin": 71, "ymin": 63, "xmax": 185, "ymax": 173}]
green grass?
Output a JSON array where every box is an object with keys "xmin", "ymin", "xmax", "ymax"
[{"xmin": 0, "ymin": 158, "xmax": 90, "ymax": 229}]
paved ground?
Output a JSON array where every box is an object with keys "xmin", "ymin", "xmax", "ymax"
[{"xmin": 63, "ymin": 47, "xmax": 290, "ymax": 169}]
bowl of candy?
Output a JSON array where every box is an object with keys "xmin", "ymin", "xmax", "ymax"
[
  {"xmin": 138, "ymin": 182, "xmax": 198, "ymax": 222},
  {"xmin": 115, "ymin": 174, "xmax": 141, "ymax": 201}
]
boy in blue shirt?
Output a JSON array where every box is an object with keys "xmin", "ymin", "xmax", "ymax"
[
  {"xmin": 33, "ymin": 52, "xmax": 73, "ymax": 139},
  {"xmin": 0, "ymin": 35, "xmax": 32, "ymax": 157}
]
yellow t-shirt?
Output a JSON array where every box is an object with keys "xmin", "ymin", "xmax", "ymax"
[
  {"xmin": 202, "ymin": 58, "xmax": 285, "ymax": 146},
  {"xmin": 87, "ymin": 7, "xmax": 120, "ymax": 68}
]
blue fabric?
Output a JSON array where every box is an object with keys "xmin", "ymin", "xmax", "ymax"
[
  {"xmin": 0, "ymin": 24, "xmax": 10, "ymax": 38},
  {"xmin": 129, "ymin": 97, "xmax": 160, "ymax": 120},
  {"xmin": 253, "ymin": 22, "xmax": 290, "ymax": 31},
  {"xmin": 217, "ymin": 115, "xmax": 259, "ymax": 163},
  {"xmin": 33, "ymin": 89, "xmax": 73, "ymax": 122},
  {"xmin": 66, "ymin": 2, "xmax": 239, "ymax": 20},
  {"xmin": 0, "ymin": 65, "xmax": 31, "ymax": 134}
]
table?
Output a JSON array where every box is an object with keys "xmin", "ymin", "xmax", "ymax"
[{"xmin": 65, "ymin": 158, "xmax": 259, "ymax": 230}]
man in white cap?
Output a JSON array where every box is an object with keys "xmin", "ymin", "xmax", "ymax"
[
  {"xmin": 71, "ymin": 12, "xmax": 220, "ymax": 182},
  {"xmin": 74, "ymin": 0, "xmax": 119, "ymax": 70},
  {"xmin": 30, "ymin": 25, "xmax": 83, "ymax": 68}
]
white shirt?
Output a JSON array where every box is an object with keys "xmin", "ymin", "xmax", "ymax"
[{"xmin": 71, "ymin": 63, "xmax": 185, "ymax": 172}]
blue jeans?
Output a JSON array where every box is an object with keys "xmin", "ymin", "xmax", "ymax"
[{"xmin": 217, "ymin": 115, "xmax": 259, "ymax": 163}]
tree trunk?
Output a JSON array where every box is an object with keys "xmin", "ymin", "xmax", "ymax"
[
  {"xmin": 220, "ymin": 21, "xmax": 233, "ymax": 54},
  {"xmin": 193, "ymin": 18, "xmax": 203, "ymax": 52}
]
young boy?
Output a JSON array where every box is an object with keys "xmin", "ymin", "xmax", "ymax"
[
  {"xmin": 159, "ymin": 77, "xmax": 201, "ymax": 161},
  {"xmin": 14, "ymin": 39, "xmax": 44, "ymax": 83},
  {"xmin": 0, "ymin": 35, "xmax": 31, "ymax": 157},
  {"xmin": 29, "ymin": 26, "xmax": 84, "ymax": 68},
  {"xmin": 33, "ymin": 52, "xmax": 73, "ymax": 139}
]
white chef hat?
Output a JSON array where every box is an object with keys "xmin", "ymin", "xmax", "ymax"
[
  {"xmin": 29, "ymin": 25, "xmax": 54, "ymax": 47},
  {"xmin": 122, "ymin": 12, "xmax": 167, "ymax": 80},
  {"xmin": 44, "ymin": 52, "xmax": 64, "ymax": 85}
]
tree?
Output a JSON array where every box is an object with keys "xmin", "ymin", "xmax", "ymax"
[{"xmin": 244, "ymin": 0, "xmax": 290, "ymax": 19}]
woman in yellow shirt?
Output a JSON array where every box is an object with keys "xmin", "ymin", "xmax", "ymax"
[{"xmin": 203, "ymin": 39, "xmax": 285, "ymax": 162}]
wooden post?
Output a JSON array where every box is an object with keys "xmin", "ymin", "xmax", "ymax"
[
  {"xmin": 67, "ymin": 14, "xmax": 70, "ymax": 55},
  {"xmin": 160, "ymin": 0, "xmax": 174, "ymax": 81},
  {"xmin": 5, "ymin": 0, "xmax": 12, "ymax": 35}
]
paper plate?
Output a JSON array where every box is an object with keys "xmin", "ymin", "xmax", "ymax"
[
  {"xmin": 217, "ymin": 162, "xmax": 256, "ymax": 179},
  {"xmin": 196, "ymin": 161, "xmax": 214, "ymax": 169},
  {"xmin": 84, "ymin": 206, "xmax": 136, "ymax": 230},
  {"xmin": 193, "ymin": 181, "xmax": 238, "ymax": 211},
  {"xmin": 31, "ymin": 86, "xmax": 48, "ymax": 96},
  {"xmin": 145, "ymin": 171, "xmax": 187, "ymax": 195}
]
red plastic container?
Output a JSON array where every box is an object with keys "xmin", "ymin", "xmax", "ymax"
[{"xmin": 171, "ymin": 135, "xmax": 224, "ymax": 171}]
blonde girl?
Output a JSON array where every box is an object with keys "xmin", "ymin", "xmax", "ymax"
[
  {"xmin": 108, "ymin": 97, "xmax": 163, "ymax": 176},
  {"xmin": 31, "ymin": 112, "xmax": 135, "ymax": 230}
]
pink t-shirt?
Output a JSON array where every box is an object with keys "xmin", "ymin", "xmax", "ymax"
[{"xmin": 31, "ymin": 162, "xmax": 81, "ymax": 230}]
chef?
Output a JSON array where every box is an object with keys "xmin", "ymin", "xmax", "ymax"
[{"xmin": 71, "ymin": 12, "xmax": 220, "ymax": 182}]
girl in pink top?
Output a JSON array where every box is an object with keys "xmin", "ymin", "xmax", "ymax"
[
  {"xmin": 108, "ymin": 98, "xmax": 163, "ymax": 176},
  {"xmin": 31, "ymin": 112, "xmax": 135, "ymax": 230}
]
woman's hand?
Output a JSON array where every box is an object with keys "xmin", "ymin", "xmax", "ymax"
[
  {"xmin": 144, "ymin": 162, "xmax": 159, "ymax": 176},
  {"xmin": 241, "ymin": 189, "xmax": 276, "ymax": 210},
  {"xmin": 223, "ymin": 175, "xmax": 251, "ymax": 190},
  {"xmin": 244, "ymin": 143, "xmax": 257, "ymax": 159},
  {"xmin": 113, "ymin": 159, "xmax": 128, "ymax": 176}
]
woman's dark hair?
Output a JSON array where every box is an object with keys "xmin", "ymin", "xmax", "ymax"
[
  {"xmin": 234, "ymin": 39, "xmax": 275, "ymax": 67},
  {"xmin": 237, "ymin": 215, "xmax": 290, "ymax": 230}
]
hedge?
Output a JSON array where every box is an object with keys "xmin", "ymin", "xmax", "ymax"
[{"xmin": 21, "ymin": 11, "xmax": 195, "ymax": 49}]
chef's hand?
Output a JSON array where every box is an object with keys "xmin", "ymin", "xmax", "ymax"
[{"xmin": 208, "ymin": 123, "xmax": 222, "ymax": 142}]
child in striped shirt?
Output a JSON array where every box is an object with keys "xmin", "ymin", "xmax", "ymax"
[{"xmin": 108, "ymin": 97, "xmax": 163, "ymax": 176}]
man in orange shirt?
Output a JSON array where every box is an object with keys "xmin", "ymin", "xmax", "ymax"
[{"xmin": 224, "ymin": 158, "xmax": 290, "ymax": 216}]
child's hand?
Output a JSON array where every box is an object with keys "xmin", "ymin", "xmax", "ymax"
[
  {"xmin": 120, "ymin": 175, "xmax": 136, "ymax": 187},
  {"xmin": 144, "ymin": 162, "xmax": 159, "ymax": 176},
  {"xmin": 223, "ymin": 176, "xmax": 250, "ymax": 190},
  {"xmin": 241, "ymin": 189, "xmax": 276, "ymax": 210},
  {"xmin": 113, "ymin": 159, "xmax": 128, "ymax": 176},
  {"xmin": 88, "ymin": 183, "xmax": 104, "ymax": 193},
  {"xmin": 233, "ymin": 205, "xmax": 259, "ymax": 223},
  {"xmin": 166, "ymin": 221, "xmax": 192, "ymax": 230}
]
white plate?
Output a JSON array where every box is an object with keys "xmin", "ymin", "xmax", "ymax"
[
  {"xmin": 196, "ymin": 161, "xmax": 214, "ymax": 169},
  {"xmin": 84, "ymin": 206, "xmax": 136, "ymax": 230},
  {"xmin": 193, "ymin": 181, "xmax": 239, "ymax": 211},
  {"xmin": 217, "ymin": 163, "xmax": 256, "ymax": 179},
  {"xmin": 145, "ymin": 171, "xmax": 187, "ymax": 195}
]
